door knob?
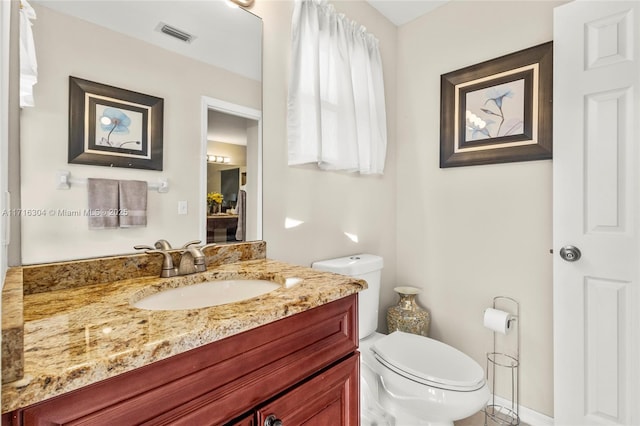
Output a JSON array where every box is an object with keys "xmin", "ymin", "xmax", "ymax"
[
  {"xmin": 559, "ymin": 245, "xmax": 581, "ymax": 262},
  {"xmin": 264, "ymin": 414, "xmax": 283, "ymax": 426}
]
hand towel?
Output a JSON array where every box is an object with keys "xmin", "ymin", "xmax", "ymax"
[
  {"xmin": 235, "ymin": 189, "xmax": 246, "ymax": 241},
  {"xmin": 87, "ymin": 178, "xmax": 119, "ymax": 229},
  {"xmin": 119, "ymin": 180, "xmax": 147, "ymax": 228}
]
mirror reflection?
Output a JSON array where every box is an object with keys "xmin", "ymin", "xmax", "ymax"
[
  {"xmin": 205, "ymin": 109, "xmax": 260, "ymax": 244},
  {"xmin": 19, "ymin": 1, "xmax": 262, "ymax": 263}
]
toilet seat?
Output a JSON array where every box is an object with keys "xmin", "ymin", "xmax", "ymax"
[{"xmin": 371, "ymin": 331, "xmax": 485, "ymax": 392}]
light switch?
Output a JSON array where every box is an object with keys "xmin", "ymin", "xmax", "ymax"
[{"xmin": 178, "ymin": 201, "xmax": 188, "ymax": 215}]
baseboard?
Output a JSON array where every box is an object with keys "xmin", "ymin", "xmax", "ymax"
[{"xmin": 490, "ymin": 395, "xmax": 554, "ymax": 426}]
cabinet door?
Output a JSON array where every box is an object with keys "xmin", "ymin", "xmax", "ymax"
[{"xmin": 256, "ymin": 353, "xmax": 359, "ymax": 426}]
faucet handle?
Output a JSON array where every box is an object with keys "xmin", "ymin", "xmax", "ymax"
[
  {"xmin": 178, "ymin": 246, "xmax": 207, "ymax": 274},
  {"xmin": 183, "ymin": 243, "xmax": 216, "ymax": 258},
  {"xmin": 179, "ymin": 243, "xmax": 214, "ymax": 274},
  {"xmin": 197, "ymin": 243, "xmax": 216, "ymax": 252},
  {"xmin": 134, "ymin": 244, "xmax": 155, "ymax": 251},
  {"xmin": 144, "ymin": 249, "xmax": 178, "ymax": 278},
  {"xmin": 181, "ymin": 240, "xmax": 201, "ymax": 249}
]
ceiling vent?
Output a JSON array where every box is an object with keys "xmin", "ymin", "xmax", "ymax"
[{"xmin": 157, "ymin": 23, "xmax": 195, "ymax": 43}]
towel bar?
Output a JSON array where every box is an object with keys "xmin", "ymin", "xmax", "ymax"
[{"xmin": 56, "ymin": 170, "xmax": 169, "ymax": 193}]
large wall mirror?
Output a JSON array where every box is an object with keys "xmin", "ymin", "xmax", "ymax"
[{"xmin": 19, "ymin": 1, "xmax": 262, "ymax": 264}]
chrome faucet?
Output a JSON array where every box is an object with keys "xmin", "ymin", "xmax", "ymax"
[{"xmin": 135, "ymin": 240, "xmax": 215, "ymax": 278}]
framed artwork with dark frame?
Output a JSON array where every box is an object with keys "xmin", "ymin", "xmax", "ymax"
[
  {"xmin": 440, "ymin": 42, "xmax": 553, "ymax": 168},
  {"xmin": 68, "ymin": 76, "xmax": 164, "ymax": 170}
]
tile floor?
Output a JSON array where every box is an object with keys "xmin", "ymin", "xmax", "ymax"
[
  {"xmin": 454, "ymin": 411, "xmax": 487, "ymax": 426},
  {"xmin": 455, "ymin": 411, "xmax": 530, "ymax": 426}
]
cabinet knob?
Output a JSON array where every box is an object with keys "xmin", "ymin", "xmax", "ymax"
[{"xmin": 264, "ymin": 414, "xmax": 283, "ymax": 426}]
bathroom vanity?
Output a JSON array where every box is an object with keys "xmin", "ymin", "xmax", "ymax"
[{"xmin": 1, "ymin": 242, "xmax": 364, "ymax": 425}]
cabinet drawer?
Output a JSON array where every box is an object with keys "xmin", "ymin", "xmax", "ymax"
[
  {"xmin": 257, "ymin": 352, "xmax": 359, "ymax": 426},
  {"xmin": 18, "ymin": 295, "xmax": 358, "ymax": 425},
  {"xmin": 178, "ymin": 353, "xmax": 359, "ymax": 426}
]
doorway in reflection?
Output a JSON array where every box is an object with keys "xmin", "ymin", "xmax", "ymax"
[{"xmin": 206, "ymin": 109, "xmax": 259, "ymax": 244}]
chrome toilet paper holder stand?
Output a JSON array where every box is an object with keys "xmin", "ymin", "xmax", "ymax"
[{"xmin": 484, "ymin": 296, "xmax": 520, "ymax": 426}]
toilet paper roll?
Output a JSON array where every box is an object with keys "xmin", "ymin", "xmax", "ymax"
[{"xmin": 483, "ymin": 308, "xmax": 514, "ymax": 334}]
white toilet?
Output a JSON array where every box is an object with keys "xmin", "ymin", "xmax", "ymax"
[{"xmin": 312, "ymin": 254, "xmax": 490, "ymax": 426}]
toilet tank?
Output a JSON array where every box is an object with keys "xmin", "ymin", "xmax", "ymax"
[{"xmin": 312, "ymin": 254, "xmax": 383, "ymax": 339}]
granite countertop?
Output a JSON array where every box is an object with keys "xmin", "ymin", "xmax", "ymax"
[{"xmin": 1, "ymin": 244, "xmax": 366, "ymax": 414}]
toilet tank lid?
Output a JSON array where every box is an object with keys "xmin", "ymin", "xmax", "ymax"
[{"xmin": 312, "ymin": 254, "xmax": 383, "ymax": 276}]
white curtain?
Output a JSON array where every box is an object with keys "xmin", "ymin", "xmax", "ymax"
[
  {"xmin": 19, "ymin": 0, "xmax": 37, "ymax": 107},
  {"xmin": 287, "ymin": 0, "xmax": 387, "ymax": 175}
]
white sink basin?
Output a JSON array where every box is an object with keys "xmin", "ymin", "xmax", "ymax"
[{"xmin": 132, "ymin": 279, "xmax": 280, "ymax": 311}]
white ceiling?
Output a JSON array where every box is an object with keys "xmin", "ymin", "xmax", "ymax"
[
  {"xmin": 365, "ymin": 0, "xmax": 449, "ymax": 26},
  {"xmin": 31, "ymin": 0, "xmax": 262, "ymax": 82}
]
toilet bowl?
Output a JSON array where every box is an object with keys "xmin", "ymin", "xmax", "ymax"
[
  {"xmin": 362, "ymin": 331, "xmax": 490, "ymax": 426},
  {"xmin": 312, "ymin": 254, "xmax": 490, "ymax": 426}
]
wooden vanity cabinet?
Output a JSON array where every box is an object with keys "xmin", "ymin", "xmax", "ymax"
[{"xmin": 4, "ymin": 295, "xmax": 359, "ymax": 426}]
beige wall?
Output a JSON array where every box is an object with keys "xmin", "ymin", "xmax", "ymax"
[
  {"xmin": 20, "ymin": 5, "xmax": 260, "ymax": 263},
  {"xmin": 254, "ymin": 2, "xmax": 556, "ymax": 415},
  {"xmin": 396, "ymin": 0, "xmax": 562, "ymax": 416},
  {"xmin": 252, "ymin": 0, "xmax": 398, "ymax": 331},
  {"xmin": 254, "ymin": 1, "xmax": 558, "ymax": 414}
]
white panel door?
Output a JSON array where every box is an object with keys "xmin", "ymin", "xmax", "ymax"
[{"xmin": 553, "ymin": 1, "xmax": 640, "ymax": 425}]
